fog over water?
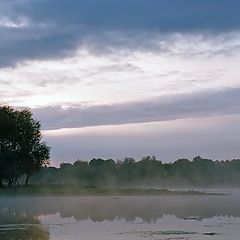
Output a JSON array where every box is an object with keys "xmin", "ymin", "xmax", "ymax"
[
  {"xmin": 1, "ymin": 192, "xmax": 240, "ymax": 239},
  {"xmin": 1, "ymin": 193, "xmax": 240, "ymax": 220}
]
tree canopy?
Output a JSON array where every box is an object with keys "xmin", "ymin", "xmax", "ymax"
[
  {"xmin": 31, "ymin": 156, "xmax": 240, "ymax": 188},
  {"xmin": 0, "ymin": 105, "xmax": 50, "ymax": 186}
]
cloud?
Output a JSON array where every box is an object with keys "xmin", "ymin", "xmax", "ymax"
[
  {"xmin": 33, "ymin": 87, "xmax": 240, "ymax": 130},
  {"xmin": 0, "ymin": 88, "xmax": 33, "ymax": 104},
  {"xmin": 44, "ymin": 114, "xmax": 240, "ymax": 163},
  {"xmin": 17, "ymin": 0, "xmax": 240, "ymax": 32},
  {"xmin": 1, "ymin": 0, "xmax": 240, "ymax": 67},
  {"xmin": 0, "ymin": 16, "xmax": 30, "ymax": 28},
  {"xmin": 3, "ymin": 35, "xmax": 239, "ymax": 108}
]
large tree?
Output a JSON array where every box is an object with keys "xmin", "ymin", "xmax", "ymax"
[{"xmin": 0, "ymin": 106, "xmax": 50, "ymax": 186}]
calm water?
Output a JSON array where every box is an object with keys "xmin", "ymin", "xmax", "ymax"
[{"xmin": 1, "ymin": 191, "xmax": 240, "ymax": 240}]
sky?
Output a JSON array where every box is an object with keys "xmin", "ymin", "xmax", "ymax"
[{"xmin": 1, "ymin": 0, "xmax": 240, "ymax": 165}]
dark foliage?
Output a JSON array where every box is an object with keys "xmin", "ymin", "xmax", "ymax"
[
  {"xmin": 32, "ymin": 156, "xmax": 240, "ymax": 187},
  {"xmin": 0, "ymin": 105, "xmax": 50, "ymax": 186}
]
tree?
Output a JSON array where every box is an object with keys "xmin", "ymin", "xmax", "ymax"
[{"xmin": 0, "ymin": 105, "xmax": 50, "ymax": 186}]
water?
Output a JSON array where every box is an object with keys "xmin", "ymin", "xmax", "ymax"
[{"xmin": 1, "ymin": 192, "xmax": 240, "ymax": 240}]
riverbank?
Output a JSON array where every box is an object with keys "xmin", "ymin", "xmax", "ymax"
[{"xmin": 0, "ymin": 185, "xmax": 225, "ymax": 197}]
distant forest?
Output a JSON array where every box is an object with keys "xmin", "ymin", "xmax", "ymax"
[{"xmin": 31, "ymin": 156, "xmax": 240, "ymax": 187}]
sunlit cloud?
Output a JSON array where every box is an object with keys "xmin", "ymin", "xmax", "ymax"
[
  {"xmin": 0, "ymin": 32, "xmax": 240, "ymax": 108},
  {"xmin": 1, "ymin": 0, "xmax": 240, "ymax": 163},
  {"xmin": 0, "ymin": 16, "xmax": 30, "ymax": 28},
  {"xmin": 32, "ymin": 87, "xmax": 240, "ymax": 130},
  {"xmin": 43, "ymin": 114, "xmax": 240, "ymax": 163}
]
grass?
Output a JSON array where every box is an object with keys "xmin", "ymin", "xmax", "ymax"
[{"xmin": 0, "ymin": 184, "xmax": 225, "ymax": 197}]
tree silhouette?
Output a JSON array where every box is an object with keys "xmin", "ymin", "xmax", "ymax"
[
  {"xmin": 30, "ymin": 156, "xmax": 240, "ymax": 187},
  {"xmin": 0, "ymin": 106, "xmax": 50, "ymax": 186}
]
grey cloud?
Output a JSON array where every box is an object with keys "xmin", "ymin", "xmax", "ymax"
[
  {"xmin": 0, "ymin": 88, "xmax": 33, "ymax": 104},
  {"xmin": 44, "ymin": 31, "xmax": 240, "ymax": 61},
  {"xmin": 97, "ymin": 63, "xmax": 141, "ymax": 73},
  {"xmin": 45, "ymin": 114, "xmax": 240, "ymax": 163},
  {"xmin": 0, "ymin": 26, "xmax": 80, "ymax": 68},
  {"xmin": 0, "ymin": 79, "xmax": 12, "ymax": 86},
  {"xmin": 1, "ymin": 0, "xmax": 240, "ymax": 67},
  {"xmin": 0, "ymin": 88, "xmax": 33, "ymax": 97},
  {"xmin": 18, "ymin": 0, "xmax": 240, "ymax": 32},
  {"xmin": 33, "ymin": 87, "xmax": 240, "ymax": 130}
]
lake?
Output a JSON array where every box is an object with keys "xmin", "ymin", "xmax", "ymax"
[{"xmin": 0, "ymin": 191, "xmax": 240, "ymax": 240}]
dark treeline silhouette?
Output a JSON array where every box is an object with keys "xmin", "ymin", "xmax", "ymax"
[
  {"xmin": 31, "ymin": 156, "xmax": 240, "ymax": 187},
  {"xmin": 0, "ymin": 106, "xmax": 50, "ymax": 187}
]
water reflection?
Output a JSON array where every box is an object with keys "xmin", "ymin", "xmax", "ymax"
[
  {"xmin": 0, "ymin": 206, "xmax": 49, "ymax": 240},
  {"xmin": 0, "ymin": 194, "xmax": 240, "ymax": 222},
  {"xmin": 0, "ymin": 193, "xmax": 240, "ymax": 240},
  {"xmin": 0, "ymin": 225, "xmax": 49, "ymax": 240}
]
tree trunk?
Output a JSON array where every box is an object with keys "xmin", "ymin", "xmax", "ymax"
[
  {"xmin": 25, "ymin": 175, "xmax": 30, "ymax": 186},
  {"xmin": 8, "ymin": 178, "xmax": 13, "ymax": 187},
  {"xmin": 16, "ymin": 178, "xmax": 20, "ymax": 186},
  {"xmin": 13, "ymin": 177, "xmax": 20, "ymax": 186}
]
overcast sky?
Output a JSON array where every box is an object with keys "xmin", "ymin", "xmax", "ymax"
[{"xmin": 1, "ymin": 0, "xmax": 240, "ymax": 165}]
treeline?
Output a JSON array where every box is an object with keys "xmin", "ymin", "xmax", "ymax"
[{"xmin": 31, "ymin": 156, "xmax": 240, "ymax": 187}]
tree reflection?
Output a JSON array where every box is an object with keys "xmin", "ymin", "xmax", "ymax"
[
  {"xmin": 0, "ymin": 194, "xmax": 240, "ymax": 225},
  {"xmin": 0, "ymin": 206, "xmax": 49, "ymax": 240}
]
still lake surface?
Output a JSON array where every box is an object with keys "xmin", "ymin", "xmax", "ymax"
[{"xmin": 0, "ymin": 190, "xmax": 240, "ymax": 240}]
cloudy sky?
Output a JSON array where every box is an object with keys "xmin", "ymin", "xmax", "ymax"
[{"xmin": 1, "ymin": 0, "xmax": 240, "ymax": 165}]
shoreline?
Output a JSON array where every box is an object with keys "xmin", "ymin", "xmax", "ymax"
[{"xmin": 0, "ymin": 185, "xmax": 227, "ymax": 197}]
